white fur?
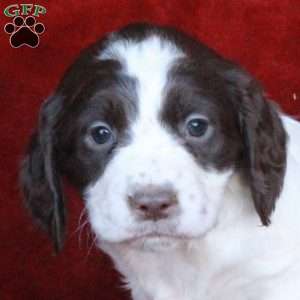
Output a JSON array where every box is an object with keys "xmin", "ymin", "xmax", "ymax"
[{"xmin": 85, "ymin": 36, "xmax": 300, "ymax": 300}]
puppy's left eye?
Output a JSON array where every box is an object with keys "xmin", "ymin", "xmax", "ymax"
[
  {"xmin": 90, "ymin": 125, "xmax": 112, "ymax": 144},
  {"xmin": 186, "ymin": 118, "xmax": 208, "ymax": 137}
]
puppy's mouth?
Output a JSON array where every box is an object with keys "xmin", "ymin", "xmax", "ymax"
[
  {"xmin": 118, "ymin": 227, "xmax": 195, "ymax": 250},
  {"xmin": 118, "ymin": 233, "xmax": 188, "ymax": 251},
  {"xmin": 124, "ymin": 232, "xmax": 190, "ymax": 242},
  {"xmin": 123, "ymin": 221, "xmax": 184, "ymax": 242}
]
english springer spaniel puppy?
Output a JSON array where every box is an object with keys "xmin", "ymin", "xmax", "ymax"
[{"xmin": 20, "ymin": 23, "xmax": 300, "ymax": 300}]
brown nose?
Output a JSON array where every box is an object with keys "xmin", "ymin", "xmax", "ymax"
[{"xmin": 128, "ymin": 186, "xmax": 179, "ymax": 221}]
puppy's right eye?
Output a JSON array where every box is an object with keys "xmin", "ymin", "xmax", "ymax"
[
  {"xmin": 186, "ymin": 118, "xmax": 208, "ymax": 137},
  {"xmin": 90, "ymin": 125, "xmax": 112, "ymax": 144}
]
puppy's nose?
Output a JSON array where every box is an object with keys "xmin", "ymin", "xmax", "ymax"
[{"xmin": 128, "ymin": 186, "xmax": 179, "ymax": 221}]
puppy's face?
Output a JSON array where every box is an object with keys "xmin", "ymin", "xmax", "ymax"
[{"xmin": 21, "ymin": 24, "xmax": 286, "ymax": 251}]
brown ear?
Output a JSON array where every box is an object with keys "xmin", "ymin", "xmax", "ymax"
[
  {"xmin": 20, "ymin": 94, "xmax": 66, "ymax": 253},
  {"xmin": 225, "ymin": 68, "xmax": 287, "ymax": 225}
]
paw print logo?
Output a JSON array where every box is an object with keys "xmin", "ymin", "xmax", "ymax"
[{"xmin": 4, "ymin": 16, "xmax": 45, "ymax": 48}]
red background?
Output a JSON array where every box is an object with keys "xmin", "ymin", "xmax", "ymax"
[{"xmin": 1, "ymin": 1, "xmax": 299, "ymax": 299}]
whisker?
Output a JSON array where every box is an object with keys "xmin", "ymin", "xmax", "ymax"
[
  {"xmin": 78, "ymin": 207, "xmax": 88, "ymax": 230},
  {"xmin": 78, "ymin": 220, "xmax": 89, "ymax": 248},
  {"xmin": 70, "ymin": 208, "xmax": 90, "ymax": 249},
  {"xmin": 85, "ymin": 233, "xmax": 98, "ymax": 260}
]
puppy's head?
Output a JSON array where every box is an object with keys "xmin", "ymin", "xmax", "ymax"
[{"xmin": 20, "ymin": 23, "xmax": 287, "ymax": 252}]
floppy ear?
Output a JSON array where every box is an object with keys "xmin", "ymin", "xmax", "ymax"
[
  {"xmin": 20, "ymin": 95, "xmax": 66, "ymax": 253},
  {"xmin": 225, "ymin": 68, "xmax": 287, "ymax": 225}
]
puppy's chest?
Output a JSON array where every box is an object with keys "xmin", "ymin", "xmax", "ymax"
[
  {"xmin": 130, "ymin": 264, "xmax": 262, "ymax": 300},
  {"xmin": 125, "ymin": 249, "xmax": 207, "ymax": 299},
  {"xmin": 115, "ymin": 246, "xmax": 261, "ymax": 300}
]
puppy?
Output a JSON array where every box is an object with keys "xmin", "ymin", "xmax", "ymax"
[{"xmin": 20, "ymin": 23, "xmax": 300, "ymax": 300}]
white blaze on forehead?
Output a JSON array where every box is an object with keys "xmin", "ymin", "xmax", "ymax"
[
  {"xmin": 99, "ymin": 35, "xmax": 184, "ymax": 131},
  {"xmin": 97, "ymin": 35, "xmax": 188, "ymax": 189}
]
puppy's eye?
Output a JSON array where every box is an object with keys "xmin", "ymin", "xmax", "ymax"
[
  {"xmin": 90, "ymin": 125, "xmax": 112, "ymax": 144},
  {"xmin": 186, "ymin": 118, "xmax": 208, "ymax": 137}
]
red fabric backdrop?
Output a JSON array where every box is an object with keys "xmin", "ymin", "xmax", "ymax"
[{"xmin": 1, "ymin": 1, "xmax": 299, "ymax": 299}]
